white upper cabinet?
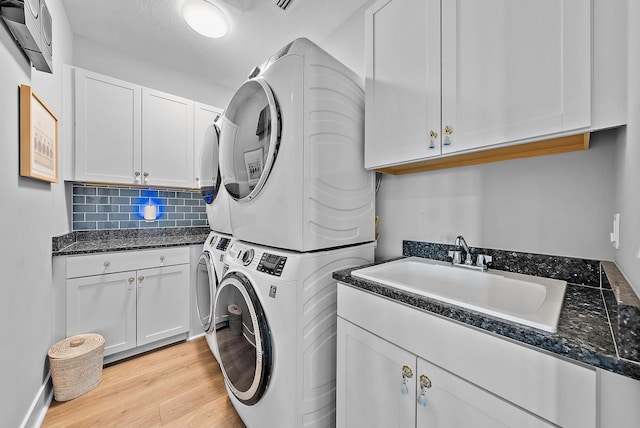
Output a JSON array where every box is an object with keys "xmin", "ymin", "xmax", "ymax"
[
  {"xmin": 71, "ymin": 67, "xmax": 223, "ymax": 188},
  {"xmin": 365, "ymin": 0, "xmax": 593, "ymax": 170},
  {"xmin": 193, "ymin": 102, "xmax": 223, "ymax": 189},
  {"xmin": 74, "ymin": 68, "xmax": 142, "ymax": 184},
  {"xmin": 142, "ymin": 88, "xmax": 194, "ymax": 188}
]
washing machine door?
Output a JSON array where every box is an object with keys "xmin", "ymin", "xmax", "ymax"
[
  {"xmin": 199, "ymin": 123, "xmax": 222, "ymax": 205},
  {"xmin": 219, "ymin": 78, "xmax": 280, "ymax": 202},
  {"xmin": 195, "ymin": 250, "xmax": 217, "ymax": 334},
  {"xmin": 213, "ymin": 271, "xmax": 272, "ymax": 405}
]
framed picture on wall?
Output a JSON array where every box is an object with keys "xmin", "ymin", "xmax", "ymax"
[{"xmin": 19, "ymin": 84, "xmax": 58, "ymax": 183}]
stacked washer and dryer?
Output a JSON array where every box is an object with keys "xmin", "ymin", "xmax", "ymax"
[{"xmin": 200, "ymin": 38, "xmax": 375, "ymax": 428}]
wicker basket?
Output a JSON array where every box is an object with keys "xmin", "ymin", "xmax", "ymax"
[{"xmin": 48, "ymin": 333, "xmax": 105, "ymax": 401}]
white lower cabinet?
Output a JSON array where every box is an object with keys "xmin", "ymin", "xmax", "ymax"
[
  {"xmin": 337, "ymin": 283, "xmax": 597, "ymax": 428},
  {"xmin": 65, "ymin": 248, "xmax": 190, "ymax": 358},
  {"xmin": 338, "ymin": 319, "xmax": 552, "ymax": 428}
]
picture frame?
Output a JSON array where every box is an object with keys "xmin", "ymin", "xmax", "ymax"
[{"xmin": 20, "ymin": 84, "xmax": 58, "ymax": 183}]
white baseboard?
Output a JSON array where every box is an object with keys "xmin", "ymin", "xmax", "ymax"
[{"xmin": 21, "ymin": 372, "xmax": 53, "ymax": 428}]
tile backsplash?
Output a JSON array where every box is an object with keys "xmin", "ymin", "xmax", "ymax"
[{"xmin": 72, "ymin": 183, "xmax": 207, "ymax": 230}]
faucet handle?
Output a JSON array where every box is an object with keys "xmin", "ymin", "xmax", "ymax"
[
  {"xmin": 448, "ymin": 250, "xmax": 462, "ymax": 264},
  {"xmin": 476, "ymin": 254, "xmax": 492, "ymax": 267}
]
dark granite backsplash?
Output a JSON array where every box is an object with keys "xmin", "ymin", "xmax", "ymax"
[{"xmin": 403, "ymin": 240, "xmax": 601, "ymax": 287}]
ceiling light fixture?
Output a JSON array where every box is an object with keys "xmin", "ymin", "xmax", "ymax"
[{"xmin": 182, "ymin": 0, "xmax": 229, "ymax": 39}]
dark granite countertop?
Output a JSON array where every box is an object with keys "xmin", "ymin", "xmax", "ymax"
[
  {"xmin": 333, "ymin": 241, "xmax": 640, "ymax": 381},
  {"xmin": 52, "ymin": 227, "xmax": 210, "ymax": 256}
]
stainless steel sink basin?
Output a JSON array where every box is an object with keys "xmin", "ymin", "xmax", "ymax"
[{"xmin": 351, "ymin": 257, "xmax": 567, "ymax": 333}]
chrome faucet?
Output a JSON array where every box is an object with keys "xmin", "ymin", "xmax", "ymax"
[
  {"xmin": 448, "ymin": 235, "xmax": 492, "ymax": 271},
  {"xmin": 454, "ymin": 236, "xmax": 473, "ymax": 265}
]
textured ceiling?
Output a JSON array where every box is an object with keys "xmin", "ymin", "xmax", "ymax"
[{"xmin": 61, "ymin": 0, "xmax": 370, "ymax": 90}]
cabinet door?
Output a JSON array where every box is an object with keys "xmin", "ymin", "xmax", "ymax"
[
  {"xmin": 194, "ymin": 102, "xmax": 223, "ymax": 189},
  {"xmin": 66, "ymin": 271, "xmax": 137, "ymax": 356},
  {"xmin": 415, "ymin": 357, "xmax": 553, "ymax": 428},
  {"xmin": 337, "ymin": 318, "xmax": 416, "ymax": 428},
  {"xmin": 74, "ymin": 68, "xmax": 142, "ymax": 184},
  {"xmin": 441, "ymin": 0, "xmax": 590, "ymax": 155},
  {"xmin": 136, "ymin": 265, "xmax": 190, "ymax": 346},
  {"xmin": 364, "ymin": 0, "xmax": 441, "ymax": 169},
  {"xmin": 142, "ymin": 89, "xmax": 194, "ymax": 188}
]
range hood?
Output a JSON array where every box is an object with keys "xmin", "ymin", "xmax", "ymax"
[{"xmin": 1, "ymin": 0, "xmax": 52, "ymax": 73}]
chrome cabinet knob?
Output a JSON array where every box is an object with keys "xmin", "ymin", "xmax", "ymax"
[
  {"xmin": 444, "ymin": 125, "xmax": 454, "ymax": 135},
  {"xmin": 127, "ymin": 277, "xmax": 135, "ymax": 289},
  {"xmin": 103, "ymin": 261, "xmax": 110, "ymax": 269}
]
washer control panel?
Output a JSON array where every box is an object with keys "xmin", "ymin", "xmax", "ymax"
[
  {"xmin": 257, "ymin": 253, "xmax": 287, "ymax": 276},
  {"xmin": 216, "ymin": 237, "xmax": 231, "ymax": 252}
]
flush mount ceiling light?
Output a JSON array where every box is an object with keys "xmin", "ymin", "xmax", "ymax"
[{"xmin": 182, "ymin": 0, "xmax": 229, "ymax": 38}]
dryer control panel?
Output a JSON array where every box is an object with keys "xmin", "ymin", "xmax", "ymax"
[
  {"xmin": 216, "ymin": 237, "xmax": 231, "ymax": 251},
  {"xmin": 257, "ymin": 253, "xmax": 287, "ymax": 276}
]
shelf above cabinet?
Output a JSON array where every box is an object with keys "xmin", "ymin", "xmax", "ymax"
[{"xmin": 375, "ymin": 132, "xmax": 590, "ymax": 175}]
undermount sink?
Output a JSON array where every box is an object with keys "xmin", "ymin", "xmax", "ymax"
[{"xmin": 351, "ymin": 257, "xmax": 567, "ymax": 333}]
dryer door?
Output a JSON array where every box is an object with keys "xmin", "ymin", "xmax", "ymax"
[
  {"xmin": 219, "ymin": 78, "xmax": 280, "ymax": 202},
  {"xmin": 213, "ymin": 271, "xmax": 272, "ymax": 405},
  {"xmin": 199, "ymin": 123, "xmax": 223, "ymax": 205},
  {"xmin": 195, "ymin": 250, "xmax": 217, "ymax": 334}
]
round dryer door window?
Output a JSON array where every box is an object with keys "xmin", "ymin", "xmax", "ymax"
[
  {"xmin": 199, "ymin": 124, "xmax": 222, "ymax": 205},
  {"xmin": 219, "ymin": 79, "xmax": 280, "ymax": 202},
  {"xmin": 213, "ymin": 272, "xmax": 272, "ymax": 405},
  {"xmin": 195, "ymin": 251, "xmax": 216, "ymax": 334}
]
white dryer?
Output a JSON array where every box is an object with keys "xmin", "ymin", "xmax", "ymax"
[
  {"xmin": 195, "ymin": 231, "xmax": 233, "ymax": 359},
  {"xmin": 219, "ymin": 38, "xmax": 375, "ymax": 252},
  {"xmin": 199, "ymin": 118, "xmax": 232, "ymax": 235},
  {"xmin": 212, "ymin": 239, "xmax": 374, "ymax": 428}
]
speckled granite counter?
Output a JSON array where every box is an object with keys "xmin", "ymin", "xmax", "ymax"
[
  {"xmin": 333, "ymin": 241, "xmax": 640, "ymax": 381},
  {"xmin": 52, "ymin": 227, "xmax": 211, "ymax": 256}
]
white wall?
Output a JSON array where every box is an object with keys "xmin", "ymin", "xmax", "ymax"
[
  {"xmin": 374, "ymin": 131, "xmax": 617, "ymax": 261},
  {"xmin": 320, "ymin": 1, "xmax": 619, "ymax": 264},
  {"xmin": 613, "ymin": 2, "xmax": 640, "ymax": 295},
  {"xmin": 0, "ymin": 0, "xmax": 74, "ymax": 426},
  {"xmin": 73, "ymin": 35, "xmax": 235, "ymax": 109}
]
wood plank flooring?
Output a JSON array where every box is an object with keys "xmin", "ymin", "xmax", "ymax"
[{"xmin": 42, "ymin": 337, "xmax": 245, "ymax": 428}]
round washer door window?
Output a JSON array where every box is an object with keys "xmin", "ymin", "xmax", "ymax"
[
  {"xmin": 195, "ymin": 251, "xmax": 216, "ymax": 334},
  {"xmin": 219, "ymin": 79, "xmax": 280, "ymax": 202},
  {"xmin": 213, "ymin": 272, "xmax": 272, "ymax": 405}
]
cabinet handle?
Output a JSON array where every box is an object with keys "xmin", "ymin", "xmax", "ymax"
[
  {"xmin": 428, "ymin": 130, "xmax": 438, "ymax": 149},
  {"xmin": 103, "ymin": 261, "xmax": 110, "ymax": 269},
  {"xmin": 443, "ymin": 125, "xmax": 454, "ymax": 146},
  {"xmin": 418, "ymin": 374, "xmax": 432, "ymax": 408},
  {"xmin": 127, "ymin": 277, "xmax": 135, "ymax": 289},
  {"xmin": 195, "ymin": 177, "xmax": 200, "ymax": 181},
  {"xmin": 138, "ymin": 275, "xmax": 144, "ymax": 287},
  {"xmin": 134, "ymin": 171, "xmax": 141, "ymax": 182},
  {"xmin": 160, "ymin": 256, "xmax": 165, "ymax": 266},
  {"xmin": 401, "ymin": 365, "xmax": 413, "ymax": 395},
  {"xmin": 143, "ymin": 172, "xmax": 149, "ymax": 183}
]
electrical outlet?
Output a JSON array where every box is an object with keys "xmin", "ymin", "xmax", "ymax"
[{"xmin": 610, "ymin": 213, "xmax": 620, "ymax": 249}]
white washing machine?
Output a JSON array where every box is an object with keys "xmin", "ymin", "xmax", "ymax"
[
  {"xmin": 195, "ymin": 231, "xmax": 233, "ymax": 359},
  {"xmin": 199, "ymin": 119, "xmax": 233, "ymax": 235},
  {"xmin": 219, "ymin": 38, "xmax": 375, "ymax": 252},
  {"xmin": 212, "ymin": 239, "xmax": 375, "ymax": 428}
]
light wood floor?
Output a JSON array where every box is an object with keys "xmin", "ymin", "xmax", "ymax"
[{"xmin": 42, "ymin": 337, "xmax": 246, "ymax": 428}]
